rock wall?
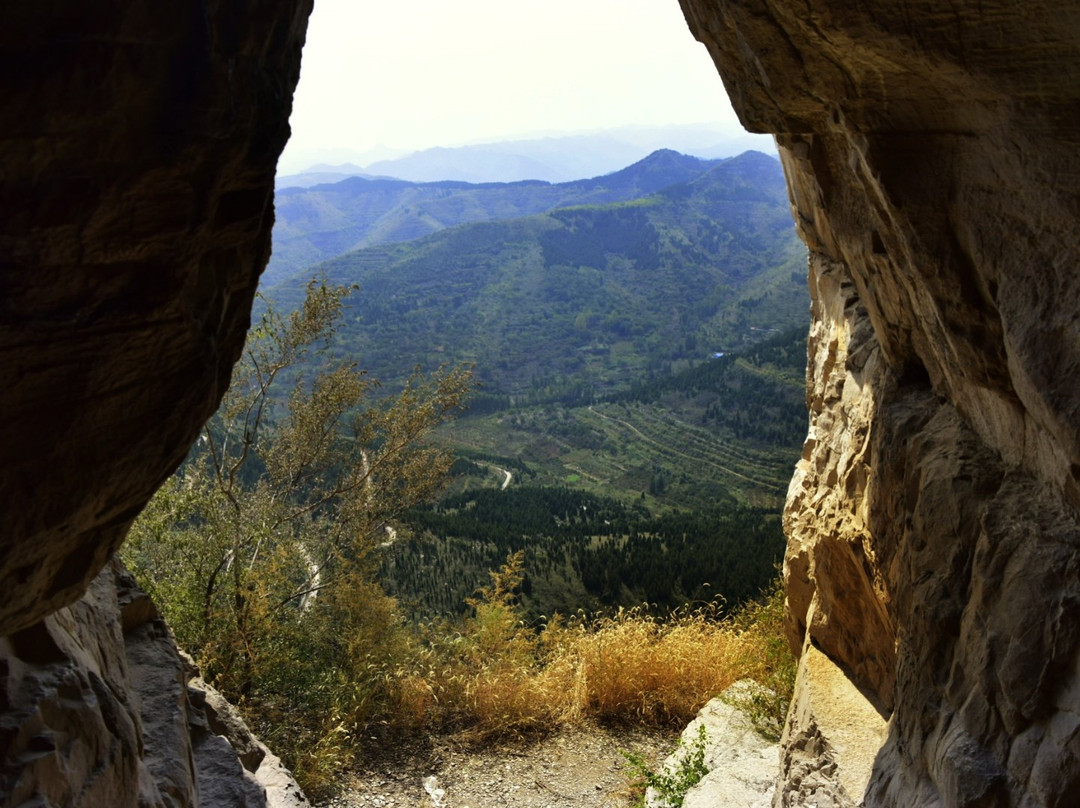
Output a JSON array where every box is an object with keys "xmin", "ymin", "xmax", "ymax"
[
  {"xmin": 679, "ymin": 1, "xmax": 1080, "ymax": 805},
  {"xmin": 0, "ymin": 0, "xmax": 313, "ymax": 636},
  {"xmin": 0, "ymin": 560, "xmax": 309, "ymax": 807},
  {"xmin": 1, "ymin": 3, "xmax": 314, "ymax": 803},
  {"xmin": 646, "ymin": 683, "xmax": 779, "ymax": 808}
]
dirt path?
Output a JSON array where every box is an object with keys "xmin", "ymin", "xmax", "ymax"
[
  {"xmin": 320, "ymin": 724, "xmax": 677, "ymax": 808},
  {"xmin": 494, "ymin": 466, "xmax": 512, "ymax": 490}
]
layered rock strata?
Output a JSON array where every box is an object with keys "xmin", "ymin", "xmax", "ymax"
[
  {"xmin": 679, "ymin": 0, "xmax": 1080, "ymax": 805},
  {"xmin": 0, "ymin": 0, "xmax": 313, "ymax": 636},
  {"xmin": 0, "ymin": 560, "xmax": 309, "ymax": 807}
]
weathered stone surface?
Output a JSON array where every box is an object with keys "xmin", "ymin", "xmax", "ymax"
[
  {"xmin": 783, "ymin": 254, "xmax": 894, "ymax": 708},
  {"xmin": 647, "ymin": 684, "xmax": 777, "ymax": 808},
  {"xmin": 0, "ymin": 0, "xmax": 313, "ymax": 636},
  {"xmin": 0, "ymin": 559, "xmax": 143, "ymax": 806},
  {"xmin": 0, "ymin": 561, "xmax": 311, "ymax": 807},
  {"xmin": 250, "ymin": 749, "xmax": 313, "ymax": 808},
  {"xmin": 187, "ymin": 672, "xmax": 311, "ymax": 807},
  {"xmin": 776, "ymin": 641, "xmax": 888, "ymax": 808},
  {"xmin": 189, "ymin": 673, "xmax": 266, "ymax": 775},
  {"xmin": 126, "ymin": 615, "xmax": 198, "ymax": 808},
  {"xmin": 680, "ymin": 0, "xmax": 1080, "ymax": 805}
]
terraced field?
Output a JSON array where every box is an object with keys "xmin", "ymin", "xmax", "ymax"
[
  {"xmin": 582, "ymin": 403, "xmax": 796, "ymax": 496},
  {"xmin": 439, "ymin": 397, "xmax": 801, "ymax": 510}
]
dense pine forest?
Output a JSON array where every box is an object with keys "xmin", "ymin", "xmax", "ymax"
[{"xmin": 386, "ymin": 486, "xmax": 783, "ymax": 619}]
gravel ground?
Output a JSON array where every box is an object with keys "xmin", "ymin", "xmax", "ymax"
[{"xmin": 319, "ymin": 724, "xmax": 678, "ymax": 808}]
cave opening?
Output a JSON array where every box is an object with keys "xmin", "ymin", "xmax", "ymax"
[
  {"xmin": 7, "ymin": 2, "xmax": 1080, "ymax": 806},
  {"xmin": 262, "ymin": 0, "xmax": 805, "ymax": 627},
  {"xmin": 0, "ymin": 2, "xmax": 813, "ymax": 804},
  {"xmin": 222, "ymin": 0, "xmax": 811, "ymax": 795}
]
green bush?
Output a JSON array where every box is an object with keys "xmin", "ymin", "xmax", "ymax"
[{"xmin": 623, "ymin": 724, "xmax": 709, "ymax": 808}]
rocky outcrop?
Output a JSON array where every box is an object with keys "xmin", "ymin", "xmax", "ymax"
[
  {"xmin": 646, "ymin": 684, "xmax": 778, "ymax": 808},
  {"xmin": 679, "ymin": 0, "xmax": 1080, "ymax": 805},
  {"xmin": 0, "ymin": 0, "xmax": 313, "ymax": 636},
  {"xmin": 0, "ymin": 559, "xmax": 309, "ymax": 807},
  {"xmin": 778, "ymin": 640, "xmax": 888, "ymax": 807}
]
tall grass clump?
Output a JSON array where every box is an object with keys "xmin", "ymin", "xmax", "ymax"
[
  {"xmin": 549, "ymin": 602, "xmax": 753, "ymax": 726},
  {"xmin": 405, "ymin": 554, "xmax": 796, "ymax": 741},
  {"xmin": 408, "ymin": 551, "xmax": 566, "ymax": 740}
]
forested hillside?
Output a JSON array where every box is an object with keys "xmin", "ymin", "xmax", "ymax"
[
  {"xmin": 268, "ymin": 149, "xmax": 722, "ymax": 286},
  {"xmin": 262, "ymin": 149, "xmax": 809, "ymax": 624},
  {"xmin": 385, "ymin": 485, "xmax": 784, "ymax": 620},
  {"xmin": 267, "ymin": 150, "xmax": 806, "ymax": 399}
]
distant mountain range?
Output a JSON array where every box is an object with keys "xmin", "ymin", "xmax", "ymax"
[
  {"xmin": 276, "ymin": 126, "xmax": 775, "ymax": 187},
  {"xmin": 266, "ymin": 144, "xmax": 806, "ymax": 616},
  {"xmin": 268, "ymin": 149, "xmax": 730, "ymax": 287},
  {"xmin": 266, "ymin": 150, "xmax": 806, "ymax": 397}
]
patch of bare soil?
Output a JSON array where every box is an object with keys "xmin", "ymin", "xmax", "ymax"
[{"xmin": 320, "ymin": 724, "xmax": 678, "ymax": 808}]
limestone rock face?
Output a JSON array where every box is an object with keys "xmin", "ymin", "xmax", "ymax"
[
  {"xmin": 0, "ymin": 0, "xmax": 313, "ymax": 635},
  {"xmin": 679, "ymin": 0, "xmax": 1080, "ymax": 805},
  {"xmin": 0, "ymin": 560, "xmax": 311, "ymax": 807},
  {"xmin": 777, "ymin": 640, "xmax": 888, "ymax": 807},
  {"xmin": 646, "ymin": 684, "xmax": 778, "ymax": 808}
]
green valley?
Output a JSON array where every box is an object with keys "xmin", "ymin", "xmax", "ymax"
[
  {"xmin": 263, "ymin": 149, "xmax": 809, "ymax": 622},
  {"xmin": 382, "ymin": 326, "xmax": 806, "ymax": 619}
]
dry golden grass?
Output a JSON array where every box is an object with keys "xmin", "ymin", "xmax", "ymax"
[
  {"xmin": 397, "ymin": 560, "xmax": 795, "ymax": 743},
  {"xmin": 568, "ymin": 610, "xmax": 755, "ymax": 724},
  {"xmin": 290, "ymin": 555, "xmax": 794, "ymax": 795}
]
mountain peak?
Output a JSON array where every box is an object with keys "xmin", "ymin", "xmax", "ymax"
[
  {"xmin": 587, "ymin": 149, "xmax": 721, "ymax": 195},
  {"xmin": 629, "ymin": 148, "xmax": 707, "ymax": 170},
  {"xmin": 642, "ymin": 147, "xmax": 688, "ymax": 160},
  {"xmin": 667, "ymin": 149, "xmax": 787, "ymax": 203}
]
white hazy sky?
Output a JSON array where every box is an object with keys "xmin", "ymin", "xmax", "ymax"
[{"xmin": 279, "ymin": 0, "xmax": 750, "ymax": 172}]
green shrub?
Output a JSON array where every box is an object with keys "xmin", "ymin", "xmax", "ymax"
[{"xmin": 623, "ymin": 724, "xmax": 709, "ymax": 808}]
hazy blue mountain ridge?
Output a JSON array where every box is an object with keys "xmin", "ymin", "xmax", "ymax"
[
  {"xmin": 334, "ymin": 127, "xmax": 777, "ymax": 184},
  {"xmin": 266, "ymin": 149, "xmax": 728, "ymax": 287},
  {"xmin": 264, "ymin": 148, "xmax": 808, "ymax": 617}
]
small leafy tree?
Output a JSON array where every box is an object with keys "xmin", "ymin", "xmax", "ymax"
[
  {"xmin": 122, "ymin": 280, "xmax": 472, "ymax": 790},
  {"xmin": 462, "ymin": 550, "xmax": 537, "ymax": 670}
]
